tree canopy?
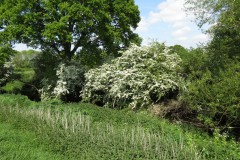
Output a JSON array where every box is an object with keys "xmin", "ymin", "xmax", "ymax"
[
  {"xmin": 185, "ymin": 0, "xmax": 239, "ymax": 27},
  {"xmin": 184, "ymin": 0, "xmax": 240, "ymax": 137},
  {"xmin": 186, "ymin": 0, "xmax": 240, "ymax": 66},
  {"xmin": 0, "ymin": 0, "xmax": 141, "ymax": 61},
  {"xmin": 0, "ymin": 45, "xmax": 13, "ymax": 67}
]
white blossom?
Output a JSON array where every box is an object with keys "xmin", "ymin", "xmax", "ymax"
[{"xmin": 82, "ymin": 42, "xmax": 184, "ymax": 109}]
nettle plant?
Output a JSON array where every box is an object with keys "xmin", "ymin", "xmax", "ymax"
[{"xmin": 82, "ymin": 42, "xmax": 184, "ymax": 109}]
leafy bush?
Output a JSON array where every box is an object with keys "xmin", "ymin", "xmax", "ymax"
[
  {"xmin": 11, "ymin": 50, "xmax": 40, "ymax": 68},
  {"xmin": 1, "ymin": 80, "xmax": 24, "ymax": 93},
  {"xmin": 169, "ymin": 46, "xmax": 209, "ymax": 80},
  {"xmin": 0, "ymin": 45, "xmax": 15, "ymax": 67},
  {"xmin": 32, "ymin": 51, "xmax": 61, "ymax": 100},
  {"xmin": 33, "ymin": 51, "xmax": 60, "ymax": 84},
  {"xmin": 53, "ymin": 61, "xmax": 85, "ymax": 102},
  {"xmin": 0, "ymin": 62, "xmax": 14, "ymax": 89},
  {"xmin": 15, "ymin": 68, "xmax": 35, "ymax": 83},
  {"xmin": 82, "ymin": 42, "xmax": 184, "ymax": 109},
  {"xmin": 0, "ymin": 45, "xmax": 15, "ymax": 88},
  {"xmin": 1, "ymin": 50, "xmax": 39, "ymax": 97},
  {"xmin": 6, "ymin": 50, "xmax": 39, "ymax": 84},
  {"xmin": 183, "ymin": 61, "xmax": 240, "ymax": 138}
]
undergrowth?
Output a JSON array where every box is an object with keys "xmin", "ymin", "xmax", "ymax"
[{"xmin": 0, "ymin": 94, "xmax": 239, "ymax": 159}]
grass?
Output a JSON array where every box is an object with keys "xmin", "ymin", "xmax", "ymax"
[
  {"xmin": 0, "ymin": 94, "xmax": 239, "ymax": 159},
  {"xmin": 0, "ymin": 122, "xmax": 63, "ymax": 160}
]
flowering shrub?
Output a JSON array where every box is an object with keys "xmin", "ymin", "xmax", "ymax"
[
  {"xmin": 0, "ymin": 45, "xmax": 15, "ymax": 87},
  {"xmin": 0, "ymin": 62, "xmax": 14, "ymax": 87},
  {"xmin": 38, "ymin": 78, "xmax": 55, "ymax": 101},
  {"xmin": 82, "ymin": 42, "xmax": 184, "ymax": 109},
  {"xmin": 52, "ymin": 61, "xmax": 85, "ymax": 102}
]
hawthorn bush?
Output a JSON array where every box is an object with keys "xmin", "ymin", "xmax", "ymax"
[
  {"xmin": 53, "ymin": 61, "xmax": 85, "ymax": 102},
  {"xmin": 0, "ymin": 46, "xmax": 15, "ymax": 89},
  {"xmin": 82, "ymin": 42, "xmax": 184, "ymax": 109}
]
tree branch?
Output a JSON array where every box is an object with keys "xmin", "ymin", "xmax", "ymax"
[{"xmin": 71, "ymin": 32, "xmax": 87, "ymax": 55}]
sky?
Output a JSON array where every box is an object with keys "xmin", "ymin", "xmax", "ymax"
[
  {"xmin": 134, "ymin": 0, "xmax": 209, "ymax": 48},
  {"xmin": 14, "ymin": 0, "xmax": 209, "ymax": 51}
]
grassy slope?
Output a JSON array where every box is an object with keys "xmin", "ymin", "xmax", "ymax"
[
  {"xmin": 0, "ymin": 94, "xmax": 239, "ymax": 160},
  {"xmin": 0, "ymin": 122, "xmax": 63, "ymax": 160}
]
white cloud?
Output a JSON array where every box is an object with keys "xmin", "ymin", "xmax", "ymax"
[
  {"xmin": 136, "ymin": 0, "xmax": 209, "ymax": 47},
  {"xmin": 192, "ymin": 34, "xmax": 209, "ymax": 42},
  {"xmin": 155, "ymin": 0, "xmax": 187, "ymax": 23},
  {"xmin": 172, "ymin": 21, "xmax": 186, "ymax": 28},
  {"xmin": 136, "ymin": 17, "xmax": 149, "ymax": 32},
  {"xmin": 171, "ymin": 26, "xmax": 192, "ymax": 37},
  {"xmin": 176, "ymin": 36, "xmax": 188, "ymax": 41},
  {"xmin": 136, "ymin": 0, "xmax": 190, "ymax": 29}
]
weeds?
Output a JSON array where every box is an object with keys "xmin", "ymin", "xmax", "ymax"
[
  {"xmin": 0, "ymin": 103, "xmax": 202, "ymax": 159},
  {"xmin": 0, "ymin": 94, "xmax": 239, "ymax": 159}
]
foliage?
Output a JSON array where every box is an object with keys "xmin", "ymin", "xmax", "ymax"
[
  {"xmin": 82, "ymin": 42, "xmax": 184, "ymax": 109},
  {"xmin": 170, "ymin": 45, "xmax": 208, "ymax": 78},
  {"xmin": 185, "ymin": 0, "xmax": 240, "ymax": 63},
  {"xmin": 0, "ymin": 0, "xmax": 141, "ymax": 61},
  {"xmin": 10, "ymin": 50, "xmax": 39, "ymax": 83},
  {"xmin": 11, "ymin": 50, "xmax": 40, "ymax": 69},
  {"xmin": 169, "ymin": 45, "xmax": 189, "ymax": 59},
  {"xmin": 0, "ymin": 50, "xmax": 38, "ymax": 97},
  {"xmin": 76, "ymin": 48, "xmax": 115, "ymax": 69},
  {"xmin": 0, "ymin": 61, "xmax": 14, "ymax": 90},
  {"xmin": 185, "ymin": 0, "xmax": 239, "ymax": 27},
  {"xmin": 53, "ymin": 61, "xmax": 86, "ymax": 102},
  {"xmin": 183, "ymin": 0, "xmax": 240, "ymax": 139},
  {"xmin": 182, "ymin": 62, "xmax": 240, "ymax": 138},
  {"xmin": 177, "ymin": 47, "xmax": 240, "ymax": 139},
  {"xmin": 33, "ymin": 51, "xmax": 61, "ymax": 82},
  {"xmin": 1, "ymin": 80, "xmax": 24, "ymax": 93},
  {"xmin": 0, "ymin": 94, "xmax": 239, "ymax": 159},
  {"xmin": 15, "ymin": 68, "xmax": 35, "ymax": 83},
  {"xmin": 0, "ymin": 45, "xmax": 15, "ymax": 67},
  {"xmin": 34, "ymin": 56, "xmax": 85, "ymax": 102},
  {"xmin": 32, "ymin": 51, "xmax": 61, "ymax": 100},
  {"xmin": 0, "ymin": 45, "xmax": 16, "ymax": 87}
]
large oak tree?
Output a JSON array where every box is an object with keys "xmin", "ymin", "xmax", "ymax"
[{"xmin": 0, "ymin": 0, "xmax": 141, "ymax": 61}]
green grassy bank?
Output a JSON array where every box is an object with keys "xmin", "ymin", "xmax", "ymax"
[{"xmin": 0, "ymin": 94, "xmax": 239, "ymax": 159}]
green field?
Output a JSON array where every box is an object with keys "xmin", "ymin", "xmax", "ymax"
[{"xmin": 0, "ymin": 94, "xmax": 239, "ymax": 160}]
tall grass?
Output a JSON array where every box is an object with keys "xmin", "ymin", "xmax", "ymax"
[
  {"xmin": 0, "ymin": 94, "xmax": 239, "ymax": 159},
  {"xmin": 0, "ymin": 103, "xmax": 202, "ymax": 159},
  {"xmin": 0, "ymin": 122, "xmax": 64, "ymax": 160}
]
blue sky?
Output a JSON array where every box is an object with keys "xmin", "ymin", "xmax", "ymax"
[
  {"xmin": 134, "ymin": 0, "xmax": 209, "ymax": 48},
  {"xmin": 14, "ymin": 0, "xmax": 209, "ymax": 51}
]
